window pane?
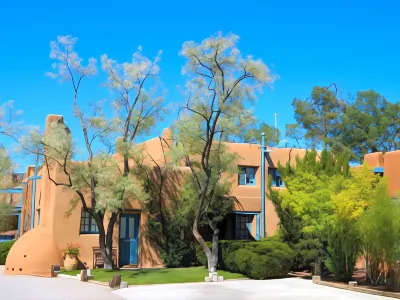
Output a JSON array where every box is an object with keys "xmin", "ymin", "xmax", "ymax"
[
  {"xmin": 80, "ymin": 211, "xmax": 90, "ymax": 233},
  {"xmin": 120, "ymin": 217, "xmax": 126, "ymax": 238},
  {"xmin": 268, "ymin": 169, "xmax": 277, "ymax": 186},
  {"xmin": 128, "ymin": 217, "xmax": 135, "ymax": 239},
  {"xmin": 92, "ymin": 221, "xmax": 99, "ymax": 233},
  {"xmin": 246, "ymin": 168, "xmax": 255, "ymax": 176},
  {"xmin": 238, "ymin": 174, "xmax": 246, "ymax": 185},
  {"xmin": 247, "ymin": 172, "xmax": 255, "ymax": 185}
]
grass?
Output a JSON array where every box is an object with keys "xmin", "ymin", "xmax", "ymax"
[{"xmin": 61, "ymin": 266, "xmax": 246, "ymax": 285}]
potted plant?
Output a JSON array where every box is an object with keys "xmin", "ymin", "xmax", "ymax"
[{"xmin": 61, "ymin": 243, "xmax": 82, "ymax": 271}]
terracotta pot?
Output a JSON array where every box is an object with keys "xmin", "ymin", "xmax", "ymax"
[{"xmin": 64, "ymin": 255, "xmax": 78, "ymax": 271}]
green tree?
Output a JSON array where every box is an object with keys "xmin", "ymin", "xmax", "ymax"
[
  {"xmin": 272, "ymin": 150, "xmax": 385, "ymax": 281},
  {"xmin": 358, "ymin": 180, "xmax": 400, "ymax": 287},
  {"xmin": 340, "ymin": 90, "xmax": 400, "ymax": 160},
  {"xmin": 242, "ymin": 122, "xmax": 280, "ymax": 146},
  {"xmin": 0, "ymin": 101, "xmax": 20, "ymax": 233},
  {"xmin": 324, "ymin": 166, "xmax": 381, "ymax": 281},
  {"xmin": 293, "ymin": 86, "xmax": 400, "ymax": 161},
  {"xmin": 269, "ymin": 150, "xmax": 351, "ymax": 273},
  {"xmin": 24, "ymin": 35, "xmax": 165, "ymax": 269},
  {"xmin": 292, "ymin": 84, "xmax": 345, "ymax": 150},
  {"xmin": 174, "ymin": 32, "xmax": 274, "ymax": 274}
]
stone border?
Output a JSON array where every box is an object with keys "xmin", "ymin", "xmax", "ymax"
[
  {"xmin": 312, "ymin": 276, "xmax": 400, "ymax": 299},
  {"xmin": 57, "ymin": 272, "xmax": 248, "ymax": 289}
]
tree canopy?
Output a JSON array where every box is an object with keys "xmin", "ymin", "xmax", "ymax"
[
  {"xmin": 292, "ymin": 86, "xmax": 400, "ymax": 161},
  {"xmin": 173, "ymin": 32, "xmax": 274, "ymax": 273}
]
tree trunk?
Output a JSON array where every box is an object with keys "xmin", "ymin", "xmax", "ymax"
[
  {"xmin": 207, "ymin": 217, "xmax": 219, "ymax": 273},
  {"xmin": 99, "ymin": 230, "xmax": 114, "ymax": 270},
  {"xmin": 314, "ymin": 256, "xmax": 321, "ymax": 276},
  {"xmin": 209, "ymin": 228, "xmax": 219, "ymax": 272},
  {"xmin": 97, "ymin": 212, "xmax": 118, "ymax": 270}
]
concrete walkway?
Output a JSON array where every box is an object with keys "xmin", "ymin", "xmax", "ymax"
[
  {"xmin": 0, "ymin": 266, "xmax": 124, "ymax": 300},
  {"xmin": 113, "ymin": 278, "xmax": 390, "ymax": 300}
]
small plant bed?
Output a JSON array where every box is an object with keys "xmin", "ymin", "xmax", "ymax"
[
  {"xmin": 61, "ymin": 267, "xmax": 246, "ymax": 285},
  {"xmin": 315, "ymin": 271, "xmax": 400, "ymax": 298},
  {"xmin": 319, "ymin": 278, "xmax": 400, "ymax": 294}
]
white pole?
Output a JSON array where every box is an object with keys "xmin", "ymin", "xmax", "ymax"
[{"xmin": 274, "ymin": 113, "xmax": 278, "ymax": 137}]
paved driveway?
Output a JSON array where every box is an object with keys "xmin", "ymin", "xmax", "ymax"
[
  {"xmin": 113, "ymin": 278, "xmax": 389, "ymax": 300},
  {"xmin": 0, "ymin": 266, "xmax": 123, "ymax": 300}
]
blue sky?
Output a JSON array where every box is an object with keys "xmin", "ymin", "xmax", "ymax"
[{"xmin": 1, "ymin": 0, "xmax": 399, "ymax": 171}]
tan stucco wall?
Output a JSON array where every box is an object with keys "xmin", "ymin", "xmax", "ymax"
[
  {"xmin": 361, "ymin": 150, "xmax": 400, "ymax": 197},
  {"xmin": 382, "ymin": 150, "xmax": 400, "ymax": 197},
  {"xmin": 224, "ymin": 143, "xmax": 308, "ymax": 236},
  {"xmin": 364, "ymin": 152, "xmax": 384, "ymax": 169}
]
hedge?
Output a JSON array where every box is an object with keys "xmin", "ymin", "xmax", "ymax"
[
  {"xmin": 196, "ymin": 239, "xmax": 294, "ymax": 279},
  {"xmin": 0, "ymin": 240, "xmax": 15, "ymax": 264}
]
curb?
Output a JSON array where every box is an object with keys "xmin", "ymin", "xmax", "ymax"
[
  {"xmin": 314, "ymin": 279, "xmax": 400, "ymax": 299},
  {"xmin": 58, "ymin": 274, "xmax": 109, "ymax": 287},
  {"xmin": 57, "ymin": 274, "xmax": 77, "ymax": 280},
  {"xmin": 88, "ymin": 279, "xmax": 109, "ymax": 286}
]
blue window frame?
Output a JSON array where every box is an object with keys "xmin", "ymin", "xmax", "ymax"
[
  {"xmin": 374, "ymin": 167, "xmax": 384, "ymax": 177},
  {"xmin": 268, "ymin": 168, "xmax": 285, "ymax": 187},
  {"xmin": 238, "ymin": 167, "xmax": 256, "ymax": 186},
  {"xmin": 80, "ymin": 211, "xmax": 99, "ymax": 234}
]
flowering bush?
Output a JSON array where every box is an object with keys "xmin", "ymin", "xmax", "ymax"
[{"xmin": 61, "ymin": 243, "xmax": 82, "ymax": 259}]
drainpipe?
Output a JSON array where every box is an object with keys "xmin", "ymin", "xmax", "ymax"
[
  {"xmin": 30, "ymin": 154, "xmax": 39, "ymax": 230},
  {"xmin": 261, "ymin": 132, "xmax": 265, "ymax": 238}
]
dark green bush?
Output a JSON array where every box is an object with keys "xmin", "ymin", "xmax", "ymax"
[
  {"xmin": 225, "ymin": 243, "xmax": 294, "ymax": 279},
  {"xmin": 0, "ymin": 240, "xmax": 15, "ymax": 264},
  {"xmin": 225, "ymin": 248, "xmax": 256, "ymax": 274},
  {"xmin": 195, "ymin": 239, "xmax": 294, "ymax": 279},
  {"xmin": 195, "ymin": 242, "xmax": 211, "ymax": 267},
  {"xmin": 218, "ymin": 240, "xmax": 249, "ymax": 269}
]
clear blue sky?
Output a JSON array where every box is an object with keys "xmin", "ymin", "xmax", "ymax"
[{"xmin": 1, "ymin": 0, "xmax": 399, "ymax": 171}]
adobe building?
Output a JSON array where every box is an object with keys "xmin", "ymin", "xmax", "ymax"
[
  {"xmin": 0, "ymin": 172, "xmax": 25, "ymax": 242},
  {"xmin": 363, "ymin": 151, "xmax": 400, "ymax": 197},
  {"xmin": 4, "ymin": 114, "xmax": 309, "ymax": 277}
]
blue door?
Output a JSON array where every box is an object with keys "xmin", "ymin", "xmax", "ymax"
[{"xmin": 119, "ymin": 214, "xmax": 139, "ymax": 266}]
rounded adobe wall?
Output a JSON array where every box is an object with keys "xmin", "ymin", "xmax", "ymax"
[
  {"xmin": 383, "ymin": 150, "xmax": 400, "ymax": 197},
  {"xmin": 5, "ymin": 226, "xmax": 63, "ymax": 277}
]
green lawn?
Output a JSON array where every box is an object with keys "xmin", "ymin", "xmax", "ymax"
[{"xmin": 61, "ymin": 266, "xmax": 246, "ymax": 285}]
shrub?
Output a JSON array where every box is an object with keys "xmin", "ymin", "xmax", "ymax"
[
  {"xmin": 195, "ymin": 242, "xmax": 211, "ymax": 267},
  {"xmin": 218, "ymin": 240, "xmax": 249, "ymax": 269},
  {"xmin": 225, "ymin": 248, "xmax": 256, "ymax": 274},
  {"xmin": 161, "ymin": 237, "xmax": 195, "ymax": 268},
  {"xmin": 196, "ymin": 239, "xmax": 294, "ymax": 279},
  {"xmin": 0, "ymin": 240, "xmax": 15, "ymax": 264}
]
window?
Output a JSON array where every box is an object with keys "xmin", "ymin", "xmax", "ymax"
[
  {"xmin": 268, "ymin": 168, "xmax": 284, "ymax": 187},
  {"xmin": 374, "ymin": 167, "xmax": 384, "ymax": 177},
  {"xmin": 238, "ymin": 167, "xmax": 256, "ymax": 186},
  {"xmin": 235, "ymin": 214, "xmax": 253, "ymax": 240},
  {"xmin": 80, "ymin": 211, "xmax": 99, "ymax": 234}
]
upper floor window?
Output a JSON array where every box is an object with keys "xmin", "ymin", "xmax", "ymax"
[
  {"xmin": 268, "ymin": 168, "xmax": 285, "ymax": 187},
  {"xmin": 374, "ymin": 167, "xmax": 384, "ymax": 177},
  {"xmin": 80, "ymin": 211, "xmax": 99, "ymax": 234},
  {"xmin": 238, "ymin": 167, "xmax": 256, "ymax": 186}
]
